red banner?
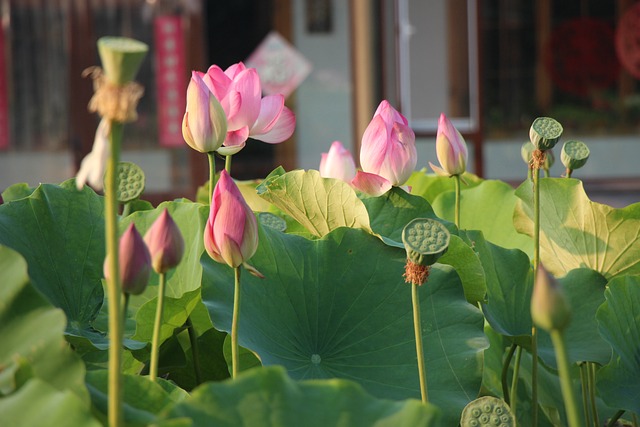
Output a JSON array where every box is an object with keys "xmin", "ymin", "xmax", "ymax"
[
  {"xmin": 0, "ymin": 23, "xmax": 9, "ymax": 149},
  {"xmin": 154, "ymin": 16, "xmax": 187, "ymax": 148}
]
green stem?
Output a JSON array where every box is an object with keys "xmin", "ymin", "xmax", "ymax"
[
  {"xmin": 231, "ymin": 267, "xmax": 242, "ymax": 378},
  {"xmin": 150, "ymin": 272, "xmax": 166, "ymax": 381},
  {"xmin": 501, "ymin": 343, "xmax": 517, "ymax": 406},
  {"xmin": 207, "ymin": 152, "xmax": 216, "ymax": 205},
  {"xmin": 588, "ymin": 362, "xmax": 600, "ymax": 427},
  {"xmin": 550, "ymin": 329, "xmax": 581, "ymax": 427},
  {"xmin": 605, "ymin": 410, "xmax": 625, "ymax": 427},
  {"xmin": 510, "ymin": 345, "xmax": 523, "ymax": 417},
  {"xmin": 566, "ymin": 168, "xmax": 573, "ymax": 178},
  {"xmin": 105, "ymin": 121, "xmax": 124, "ymax": 427},
  {"xmin": 122, "ymin": 202, "xmax": 131, "ymax": 217},
  {"xmin": 122, "ymin": 293, "xmax": 130, "ymax": 329},
  {"xmin": 411, "ymin": 283, "xmax": 428, "ymax": 403},
  {"xmin": 454, "ymin": 174, "xmax": 461, "ymax": 229},
  {"xmin": 532, "ymin": 163, "xmax": 541, "ymax": 427},
  {"xmin": 633, "ymin": 413, "xmax": 638, "ymax": 427},
  {"xmin": 225, "ymin": 155, "xmax": 233, "ymax": 174},
  {"xmin": 580, "ymin": 363, "xmax": 592, "ymax": 427},
  {"xmin": 185, "ymin": 316, "xmax": 202, "ymax": 385}
]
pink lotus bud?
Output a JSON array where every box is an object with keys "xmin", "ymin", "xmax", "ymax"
[
  {"xmin": 144, "ymin": 208, "xmax": 185, "ymax": 274},
  {"xmin": 182, "ymin": 71, "xmax": 228, "ymax": 153},
  {"xmin": 429, "ymin": 113, "xmax": 468, "ymax": 177},
  {"xmin": 204, "ymin": 170, "xmax": 259, "ymax": 268},
  {"xmin": 360, "ymin": 100, "xmax": 417, "ymax": 186},
  {"xmin": 104, "ymin": 223, "xmax": 151, "ymax": 295},
  {"xmin": 319, "ymin": 141, "xmax": 357, "ymax": 182}
]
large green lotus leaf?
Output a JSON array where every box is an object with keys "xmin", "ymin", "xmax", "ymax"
[
  {"xmin": 202, "ymin": 226, "xmax": 487, "ymax": 425},
  {"xmin": 0, "ymin": 245, "xmax": 89, "ymax": 402},
  {"xmin": 256, "ymin": 168, "xmax": 371, "ymax": 237},
  {"xmin": 1, "ymin": 182, "xmax": 35, "ymax": 202},
  {"xmin": 475, "ymin": 230, "xmax": 533, "ymax": 337},
  {"xmin": 86, "ymin": 370, "xmax": 189, "ymax": 426},
  {"xmin": 537, "ymin": 268, "xmax": 610, "ymax": 367},
  {"xmin": 0, "ymin": 378, "xmax": 100, "ymax": 427},
  {"xmin": 405, "ymin": 169, "xmax": 482, "ymax": 203},
  {"xmin": 596, "ymin": 275, "xmax": 640, "ymax": 413},
  {"xmin": 361, "ymin": 188, "xmax": 486, "ymax": 303},
  {"xmin": 158, "ymin": 366, "xmax": 442, "ymax": 427},
  {"xmin": 0, "ymin": 180, "xmax": 104, "ymax": 327},
  {"xmin": 433, "ymin": 180, "xmax": 533, "ymax": 257},
  {"xmin": 514, "ymin": 178, "xmax": 640, "ymax": 279}
]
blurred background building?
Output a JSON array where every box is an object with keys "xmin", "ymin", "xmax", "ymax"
[{"xmin": 0, "ymin": 0, "xmax": 639, "ymax": 205}]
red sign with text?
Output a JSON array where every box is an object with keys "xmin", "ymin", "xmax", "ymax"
[
  {"xmin": 0, "ymin": 24, "xmax": 9, "ymax": 149},
  {"xmin": 154, "ymin": 16, "xmax": 187, "ymax": 147}
]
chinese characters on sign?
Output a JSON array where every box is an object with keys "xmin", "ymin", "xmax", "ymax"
[{"xmin": 154, "ymin": 16, "xmax": 187, "ymax": 148}]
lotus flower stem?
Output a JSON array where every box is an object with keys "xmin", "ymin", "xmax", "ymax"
[
  {"xmin": 225, "ymin": 155, "xmax": 233, "ymax": 175},
  {"xmin": 532, "ymin": 161, "xmax": 541, "ymax": 426},
  {"xmin": 411, "ymin": 283, "xmax": 428, "ymax": 403},
  {"xmin": 232, "ymin": 266, "xmax": 242, "ymax": 378},
  {"xmin": 185, "ymin": 316, "xmax": 202, "ymax": 385},
  {"xmin": 510, "ymin": 345, "xmax": 522, "ymax": 417},
  {"xmin": 550, "ymin": 329, "xmax": 581, "ymax": 427},
  {"xmin": 122, "ymin": 293, "xmax": 130, "ymax": 327},
  {"xmin": 501, "ymin": 343, "xmax": 517, "ymax": 406},
  {"xmin": 207, "ymin": 152, "xmax": 216, "ymax": 205},
  {"xmin": 580, "ymin": 363, "xmax": 592, "ymax": 426},
  {"xmin": 105, "ymin": 121, "xmax": 124, "ymax": 427},
  {"xmin": 588, "ymin": 362, "xmax": 599, "ymax": 426},
  {"xmin": 150, "ymin": 272, "xmax": 167, "ymax": 381},
  {"xmin": 122, "ymin": 202, "xmax": 131, "ymax": 217},
  {"xmin": 565, "ymin": 168, "xmax": 572, "ymax": 178},
  {"xmin": 454, "ymin": 174, "xmax": 461, "ymax": 229},
  {"xmin": 605, "ymin": 410, "xmax": 625, "ymax": 427},
  {"xmin": 633, "ymin": 413, "xmax": 638, "ymax": 427}
]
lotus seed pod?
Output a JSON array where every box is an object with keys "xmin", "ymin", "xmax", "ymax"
[
  {"xmin": 115, "ymin": 162, "xmax": 146, "ymax": 203},
  {"xmin": 97, "ymin": 36, "xmax": 148, "ymax": 85},
  {"xmin": 521, "ymin": 141, "xmax": 534, "ymax": 165},
  {"xmin": 402, "ymin": 218, "xmax": 450, "ymax": 267},
  {"xmin": 561, "ymin": 140, "xmax": 590, "ymax": 171},
  {"xmin": 531, "ymin": 264, "xmax": 571, "ymax": 332},
  {"xmin": 529, "ymin": 117, "xmax": 563, "ymax": 151},
  {"xmin": 460, "ymin": 396, "xmax": 515, "ymax": 427},
  {"xmin": 258, "ymin": 212, "xmax": 287, "ymax": 232}
]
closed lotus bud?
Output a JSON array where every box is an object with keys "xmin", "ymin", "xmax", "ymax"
[
  {"xmin": 360, "ymin": 100, "xmax": 417, "ymax": 186},
  {"xmin": 144, "ymin": 208, "xmax": 185, "ymax": 274},
  {"xmin": 561, "ymin": 140, "xmax": 590, "ymax": 172},
  {"xmin": 204, "ymin": 170, "xmax": 259, "ymax": 268},
  {"xmin": 104, "ymin": 223, "xmax": 151, "ymax": 295},
  {"xmin": 531, "ymin": 265, "xmax": 571, "ymax": 332},
  {"xmin": 529, "ymin": 117, "xmax": 563, "ymax": 151},
  {"xmin": 182, "ymin": 71, "xmax": 228, "ymax": 153},
  {"xmin": 319, "ymin": 141, "xmax": 357, "ymax": 182},
  {"xmin": 429, "ymin": 113, "xmax": 468, "ymax": 177}
]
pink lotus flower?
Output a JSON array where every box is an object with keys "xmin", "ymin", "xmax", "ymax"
[
  {"xmin": 199, "ymin": 62, "xmax": 296, "ymax": 155},
  {"xmin": 319, "ymin": 141, "xmax": 357, "ymax": 182},
  {"xmin": 429, "ymin": 113, "xmax": 468, "ymax": 177},
  {"xmin": 144, "ymin": 208, "xmax": 185, "ymax": 274},
  {"xmin": 182, "ymin": 72, "xmax": 228, "ymax": 153},
  {"xmin": 359, "ymin": 100, "xmax": 417, "ymax": 188},
  {"xmin": 104, "ymin": 223, "xmax": 151, "ymax": 295},
  {"xmin": 204, "ymin": 170, "xmax": 259, "ymax": 268}
]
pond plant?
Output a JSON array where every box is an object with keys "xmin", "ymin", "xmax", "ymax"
[{"xmin": 0, "ymin": 37, "xmax": 639, "ymax": 427}]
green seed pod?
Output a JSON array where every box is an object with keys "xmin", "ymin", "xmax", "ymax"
[
  {"xmin": 529, "ymin": 117, "xmax": 563, "ymax": 151},
  {"xmin": 521, "ymin": 141, "xmax": 534, "ymax": 165},
  {"xmin": 561, "ymin": 140, "xmax": 590, "ymax": 171},
  {"xmin": 460, "ymin": 396, "xmax": 515, "ymax": 427},
  {"xmin": 401, "ymin": 218, "xmax": 450, "ymax": 267},
  {"xmin": 97, "ymin": 36, "xmax": 148, "ymax": 85},
  {"xmin": 115, "ymin": 162, "xmax": 146, "ymax": 203},
  {"xmin": 258, "ymin": 212, "xmax": 287, "ymax": 232}
]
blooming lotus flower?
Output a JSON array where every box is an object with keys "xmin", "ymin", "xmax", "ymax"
[
  {"xmin": 429, "ymin": 113, "xmax": 468, "ymax": 177},
  {"xmin": 204, "ymin": 170, "xmax": 258, "ymax": 268},
  {"xmin": 76, "ymin": 118, "xmax": 110, "ymax": 190},
  {"xmin": 200, "ymin": 62, "xmax": 296, "ymax": 154},
  {"xmin": 359, "ymin": 100, "xmax": 417, "ymax": 187},
  {"xmin": 104, "ymin": 223, "xmax": 151, "ymax": 295},
  {"xmin": 144, "ymin": 208, "xmax": 185, "ymax": 273},
  {"xmin": 319, "ymin": 141, "xmax": 357, "ymax": 182},
  {"xmin": 182, "ymin": 71, "xmax": 228, "ymax": 153}
]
